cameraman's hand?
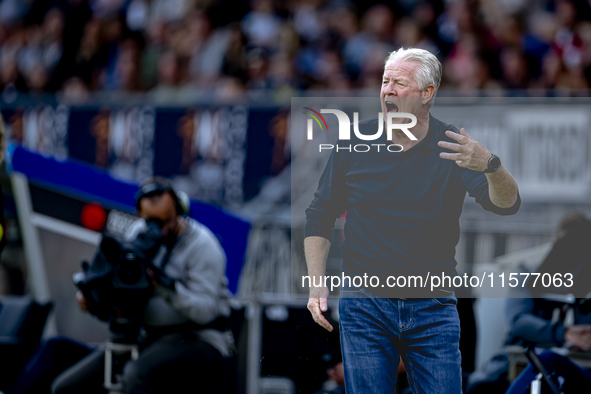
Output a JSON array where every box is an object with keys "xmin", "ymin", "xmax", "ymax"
[
  {"xmin": 146, "ymin": 267, "xmax": 176, "ymax": 291},
  {"xmin": 565, "ymin": 325, "xmax": 591, "ymax": 351},
  {"xmin": 135, "ymin": 219, "xmax": 167, "ymax": 259},
  {"xmin": 307, "ymin": 285, "xmax": 333, "ymax": 332},
  {"xmin": 76, "ymin": 291, "xmax": 91, "ymax": 313},
  {"xmin": 146, "ymin": 268, "xmax": 159, "ymax": 288}
]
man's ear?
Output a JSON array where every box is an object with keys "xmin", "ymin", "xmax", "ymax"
[
  {"xmin": 422, "ymin": 84, "xmax": 435, "ymax": 105},
  {"xmin": 136, "ymin": 201, "xmax": 144, "ymax": 218}
]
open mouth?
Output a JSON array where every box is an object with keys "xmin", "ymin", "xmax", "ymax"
[{"xmin": 385, "ymin": 100, "xmax": 399, "ymax": 113}]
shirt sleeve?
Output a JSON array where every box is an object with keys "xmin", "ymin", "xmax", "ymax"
[
  {"xmin": 460, "ymin": 167, "xmax": 521, "ymax": 216},
  {"xmin": 505, "ymin": 296, "xmax": 565, "ymax": 346},
  {"xmin": 304, "ymin": 147, "xmax": 347, "ymax": 241},
  {"xmin": 157, "ymin": 229, "xmax": 230, "ymax": 325}
]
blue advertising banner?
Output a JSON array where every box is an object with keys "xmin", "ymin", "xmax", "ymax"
[{"xmin": 1, "ymin": 104, "xmax": 290, "ymax": 206}]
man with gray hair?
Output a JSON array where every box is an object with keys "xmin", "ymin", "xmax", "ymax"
[{"xmin": 305, "ymin": 47, "xmax": 521, "ymax": 393}]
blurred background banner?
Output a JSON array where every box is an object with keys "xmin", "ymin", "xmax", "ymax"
[
  {"xmin": 430, "ymin": 100, "xmax": 591, "ymax": 202},
  {"xmin": 1, "ymin": 104, "xmax": 69, "ymax": 157},
  {"xmin": 1, "ymin": 103, "xmax": 288, "ymax": 207}
]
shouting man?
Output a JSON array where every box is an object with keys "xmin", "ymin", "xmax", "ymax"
[{"xmin": 304, "ymin": 48, "xmax": 520, "ymax": 393}]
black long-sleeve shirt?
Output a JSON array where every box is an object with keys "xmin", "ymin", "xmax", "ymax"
[{"xmin": 305, "ymin": 114, "xmax": 521, "ymax": 295}]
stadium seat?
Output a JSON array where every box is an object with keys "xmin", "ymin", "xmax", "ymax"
[{"xmin": 0, "ymin": 296, "xmax": 52, "ymax": 389}]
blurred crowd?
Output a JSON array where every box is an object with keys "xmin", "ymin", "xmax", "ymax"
[{"xmin": 0, "ymin": 0, "xmax": 591, "ymax": 100}]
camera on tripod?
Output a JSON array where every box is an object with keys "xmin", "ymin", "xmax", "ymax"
[
  {"xmin": 72, "ymin": 218, "xmax": 172, "ymax": 392},
  {"xmin": 72, "ymin": 218, "xmax": 171, "ymax": 340}
]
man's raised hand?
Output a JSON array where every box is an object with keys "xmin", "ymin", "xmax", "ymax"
[{"xmin": 438, "ymin": 128, "xmax": 492, "ymax": 172}]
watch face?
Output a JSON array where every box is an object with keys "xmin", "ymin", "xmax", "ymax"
[{"xmin": 489, "ymin": 155, "xmax": 501, "ymax": 170}]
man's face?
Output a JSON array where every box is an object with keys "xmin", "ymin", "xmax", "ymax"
[
  {"xmin": 380, "ymin": 60, "xmax": 429, "ymax": 118},
  {"xmin": 138, "ymin": 192, "xmax": 179, "ymax": 242}
]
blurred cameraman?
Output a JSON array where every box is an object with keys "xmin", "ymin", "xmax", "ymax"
[{"xmin": 52, "ymin": 177, "xmax": 233, "ymax": 394}]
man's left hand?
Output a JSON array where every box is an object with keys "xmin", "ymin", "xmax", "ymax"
[{"xmin": 438, "ymin": 128, "xmax": 490, "ymax": 172}]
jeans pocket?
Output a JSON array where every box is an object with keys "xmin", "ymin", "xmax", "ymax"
[
  {"xmin": 432, "ymin": 296, "xmax": 458, "ymax": 306},
  {"xmin": 340, "ymin": 284, "xmax": 369, "ymax": 298},
  {"xmin": 340, "ymin": 285, "xmax": 364, "ymax": 293}
]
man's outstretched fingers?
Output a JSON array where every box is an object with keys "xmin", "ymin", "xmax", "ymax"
[
  {"xmin": 446, "ymin": 130, "xmax": 468, "ymax": 144},
  {"xmin": 460, "ymin": 127, "xmax": 473, "ymax": 139}
]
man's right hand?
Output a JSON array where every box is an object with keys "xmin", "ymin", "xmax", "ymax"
[
  {"xmin": 76, "ymin": 291, "xmax": 91, "ymax": 313},
  {"xmin": 565, "ymin": 324, "xmax": 591, "ymax": 351},
  {"xmin": 307, "ymin": 285, "xmax": 333, "ymax": 332}
]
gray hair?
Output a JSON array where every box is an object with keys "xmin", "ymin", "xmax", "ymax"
[{"xmin": 384, "ymin": 47, "xmax": 442, "ymax": 101}]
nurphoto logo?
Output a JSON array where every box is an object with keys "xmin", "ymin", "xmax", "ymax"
[{"xmin": 303, "ymin": 108, "xmax": 418, "ymax": 153}]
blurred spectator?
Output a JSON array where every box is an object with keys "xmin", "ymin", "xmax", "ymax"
[
  {"xmin": 150, "ymin": 0, "xmax": 192, "ymax": 25},
  {"xmin": 67, "ymin": 18, "xmax": 105, "ymax": 89},
  {"xmin": 312, "ymin": 351, "xmax": 345, "ymax": 394},
  {"xmin": 0, "ymin": 53, "xmax": 27, "ymax": 94},
  {"xmin": 362, "ymin": 4, "xmax": 395, "ymax": 44},
  {"xmin": 152, "ymin": 50, "xmax": 180, "ymax": 91},
  {"xmin": 505, "ymin": 349, "xmax": 591, "ymax": 394},
  {"xmin": 268, "ymin": 54, "xmax": 296, "ymax": 94},
  {"xmin": 221, "ymin": 24, "xmax": 248, "ymax": 83},
  {"xmin": 0, "ymin": 0, "xmax": 589, "ymax": 95},
  {"xmin": 139, "ymin": 20, "xmax": 167, "ymax": 89},
  {"xmin": 339, "ymin": 5, "xmax": 394, "ymax": 82},
  {"xmin": 215, "ymin": 76, "xmax": 247, "ymax": 100},
  {"xmin": 0, "ymin": 0, "xmax": 30, "ymax": 25},
  {"xmin": 500, "ymin": 46, "xmax": 530, "ymax": 90},
  {"xmin": 61, "ymin": 76, "xmax": 89, "ymax": 101},
  {"xmin": 533, "ymin": 49, "xmax": 565, "ymax": 90},
  {"xmin": 358, "ymin": 43, "xmax": 393, "ymax": 89},
  {"xmin": 126, "ymin": 0, "xmax": 150, "ymax": 32},
  {"xmin": 246, "ymin": 47, "xmax": 272, "ymax": 89},
  {"xmin": 394, "ymin": 18, "xmax": 439, "ymax": 55},
  {"xmin": 293, "ymin": 0, "xmax": 326, "ymax": 44},
  {"xmin": 102, "ymin": 35, "xmax": 142, "ymax": 91},
  {"xmin": 6, "ymin": 5, "xmax": 67, "ymax": 93},
  {"xmin": 149, "ymin": 49, "xmax": 194, "ymax": 101},
  {"xmin": 188, "ymin": 10, "xmax": 232, "ymax": 88},
  {"xmin": 466, "ymin": 212, "xmax": 591, "ymax": 394},
  {"xmin": 242, "ymin": 0, "xmax": 281, "ymax": 50}
]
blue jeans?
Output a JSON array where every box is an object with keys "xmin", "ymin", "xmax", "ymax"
[{"xmin": 338, "ymin": 286, "xmax": 462, "ymax": 393}]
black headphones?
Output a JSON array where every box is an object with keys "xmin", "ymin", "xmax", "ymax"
[{"xmin": 134, "ymin": 177, "xmax": 190, "ymax": 216}]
